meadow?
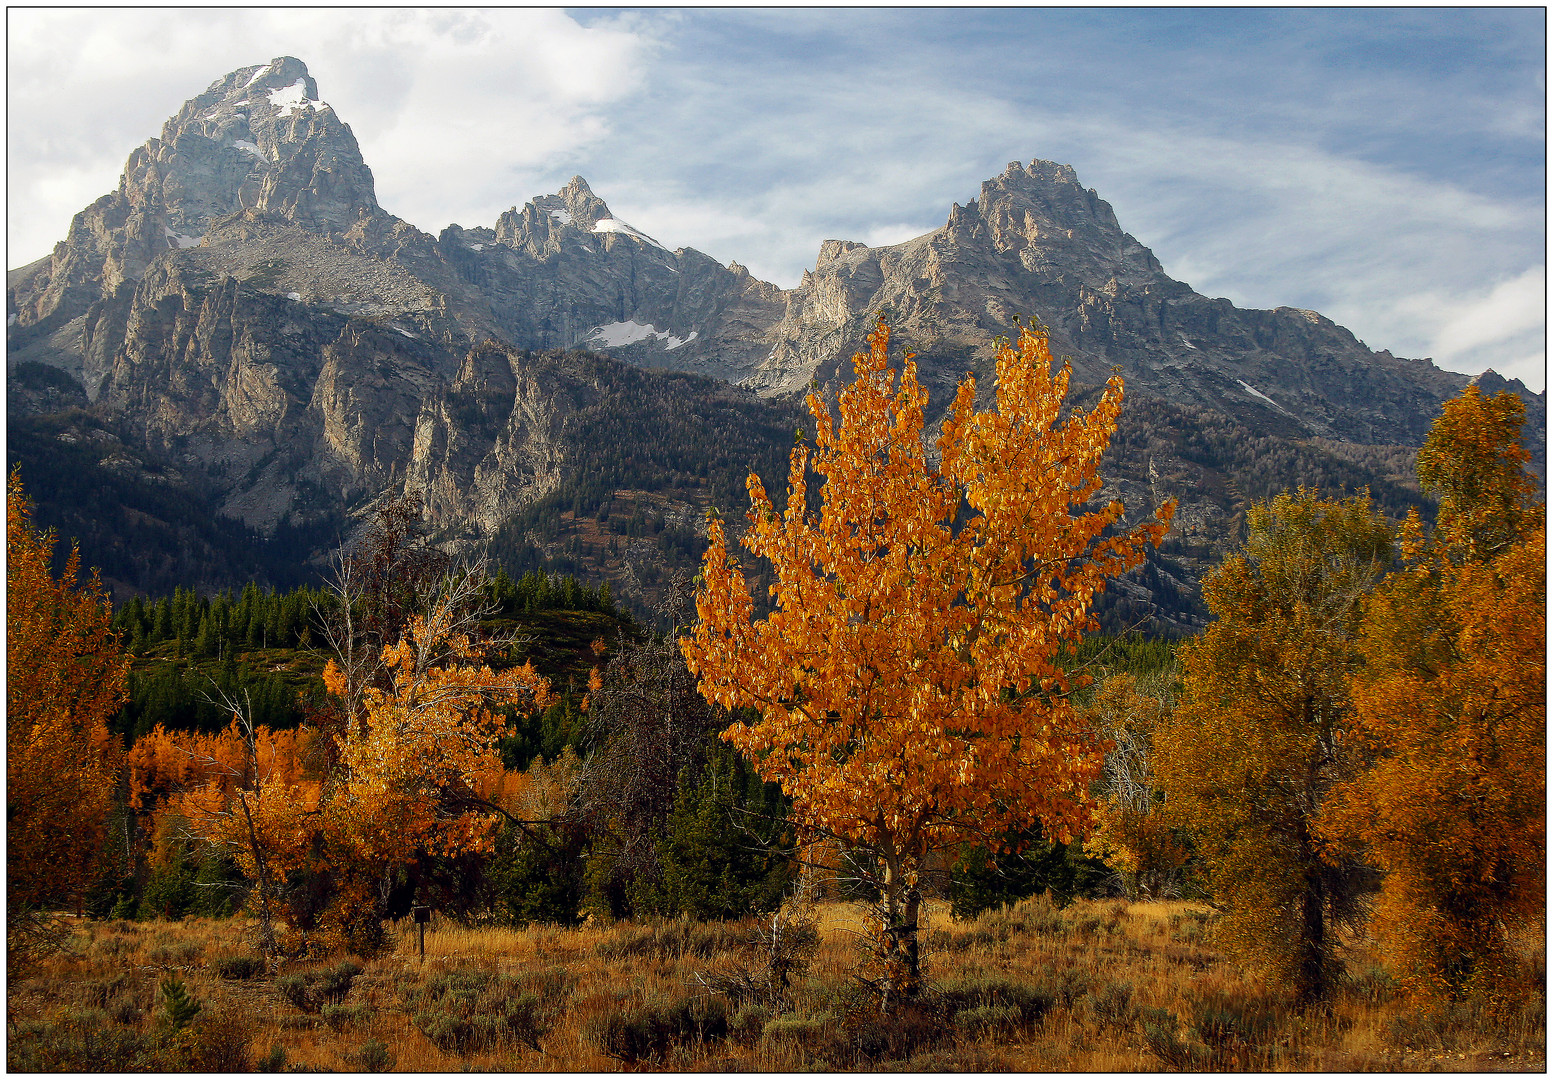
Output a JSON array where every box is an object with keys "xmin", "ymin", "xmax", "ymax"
[{"xmin": 7, "ymin": 891, "xmax": 1544, "ymax": 1072}]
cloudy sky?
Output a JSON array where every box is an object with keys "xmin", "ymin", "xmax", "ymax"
[{"xmin": 8, "ymin": 8, "xmax": 1545, "ymax": 390}]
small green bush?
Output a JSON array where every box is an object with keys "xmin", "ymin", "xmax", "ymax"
[
  {"xmin": 321, "ymin": 1003, "xmax": 368, "ymax": 1030},
  {"xmin": 760, "ymin": 1010, "xmax": 835, "ymax": 1044},
  {"xmin": 952, "ymin": 1003, "xmax": 1023, "ymax": 1032},
  {"xmin": 278, "ymin": 960, "xmax": 362, "ymax": 1013},
  {"xmin": 256, "ymin": 1043, "xmax": 288, "ymax": 1072},
  {"xmin": 401, "ymin": 966, "xmax": 573, "ymax": 1055},
  {"xmin": 159, "ymin": 974, "xmax": 202, "ymax": 1031},
  {"xmin": 582, "ymin": 991, "xmax": 728, "ymax": 1064},
  {"xmin": 356, "ymin": 1040, "xmax": 396, "ymax": 1071},
  {"xmin": 6, "ymin": 1018, "xmax": 153, "ymax": 1072},
  {"xmin": 934, "ymin": 975, "xmax": 1054, "ymax": 1028},
  {"xmin": 187, "ymin": 1008, "xmax": 255, "ymax": 1072},
  {"xmin": 730, "ymin": 1002, "xmax": 771, "ymax": 1042},
  {"xmin": 1080, "ymin": 981, "xmax": 1135, "ymax": 1028}
]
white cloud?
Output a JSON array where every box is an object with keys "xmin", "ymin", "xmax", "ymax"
[{"xmin": 5, "ymin": 9, "xmax": 657, "ymax": 263}]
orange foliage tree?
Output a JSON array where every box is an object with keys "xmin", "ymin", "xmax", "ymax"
[
  {"xmin": 179, "ymin": 575, "xmax": 551, "ymax": 956},
  {"xmin": 683, "ymin": 317, "xmax": 1172, "ymax": 1004},
  {"xmin": 7, "ymin": 468, "xmax": 128, "ymax": 950},
  {"xmin": 1324, "ymin": 387, "xmax": 1545, "ymax": 1005},
  {"xmin": 1154, "ymin": 489, "xmax": 1395, "ymax": 1004}
]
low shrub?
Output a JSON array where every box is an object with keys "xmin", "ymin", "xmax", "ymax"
[
  {"xmin": 1139, "ymin": 1006, "xmax": 1202, "ymax": 1070},
  {"xmin": 1080, "ymin": 981, "xmax": 1135, "ymax": 1028},
  {"xmin": 186, "ymin": 1008, "xmax": 255, "ymax": 1072},
  {"xmin": 402, "ymin": 966, "xmax": 573, "ymax": 1055},
  {"xmin": 760, "ymin": 1009, "xmax": 835, "ymax": 1044},
  {"xmin": 582, "ymin": 991, "xmax": 728, "ymax": 1064},
  {"xmin": 212, "ymin": 955, "xmax": 266, "ymax": 980},
  {"xmin": 278, "ymin": 960, "xmax": 362, "ymax": 1013},
  {"xmin": 6, "ymin": 1017, "xmax": 154, "ymax": 1072},
  {"xmin": 355, "ymin": 1039, "xmax": 396, "ymax": 1071},
  {"xmin": 321, "ymin": 1003, "xmax": 368, "ymax": 1030},
  {"xmin": 845, "ymin": 1001, "xmax": 948, "ymax": 1063},
  {"xmin": 934, "ymin": 974, "xmax": 1055, "ymax": 1029},
  {"xmin": 729, "ymin": 1002, "xmax": 771, "ymax": 1042},
  {"xmin": 256, "ymin": 1043, "xmax": 288, "ymax": 1072}
]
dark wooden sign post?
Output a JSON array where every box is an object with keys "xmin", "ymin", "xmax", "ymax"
[{"xmin": 413, "ymin": 905, "xmax": 430, "ymax": 961}]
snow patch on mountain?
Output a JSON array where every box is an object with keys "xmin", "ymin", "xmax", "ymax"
[
  {"xmin": 164, "ymin": 228, "xmax": 204, "ymax": 249},
  {"xmin": 1236, "ymin": 378, "xmax": 1292, "ymax": 415},
  {"xmin": 268, "ymin": 80, "xmax": 313, "ymax": 117},
  {"xmin": 231, "ymin": 139, "xmax": 265, "ymax": 158},
  {"xmin": 585, "ymin": 321, "xmax": 696, "ymax": 350},
  {"xmin": 593, "ymin": 218, "xmax": 664, "ymax": 250}
]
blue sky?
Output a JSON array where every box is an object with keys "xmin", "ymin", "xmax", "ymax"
[{"xmin": 8, "ymin": 8, "xmax": 1545, "ymax": 390}]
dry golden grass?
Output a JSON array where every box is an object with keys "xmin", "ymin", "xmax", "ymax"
[{"xmin": 7, "ymin": 896, "xmax": 1544, "ymax": 1072}]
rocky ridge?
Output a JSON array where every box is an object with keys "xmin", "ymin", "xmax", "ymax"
[{"xmin": 7, "ymin": 57, "xmax": 1543, "ymax": 620}]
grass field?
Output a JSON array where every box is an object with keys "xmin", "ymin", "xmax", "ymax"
[{"xmin": 7, "ymin": 893, "xmax": 1544, "ymax": 1072}]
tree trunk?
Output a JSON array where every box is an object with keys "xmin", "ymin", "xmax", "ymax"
[{"xmin": 879, "ymin": 855, "xmax": 923, "ymax": 1012}]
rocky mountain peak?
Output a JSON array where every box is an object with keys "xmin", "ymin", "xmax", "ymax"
[{"xmin": 491, "ymin": 174, "xmax": 673, "ymax": 259}]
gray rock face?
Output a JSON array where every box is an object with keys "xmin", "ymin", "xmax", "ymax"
[
  {"xmin": 726, "ymin": 160, "xmax": 1521, "ymax": 456},
  {"xmin": 10, "ymin": 57, "xmax": 381, "ymax": 347},
  {"xmin": 7, "ymin": 60, "xmax": 1542, "ymax": 608},
  {"xmin": 436, "ymin": 175, "xmax": 786, "ymax": 380}
]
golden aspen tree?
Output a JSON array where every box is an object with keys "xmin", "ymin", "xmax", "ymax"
[
  {"xmin": 1083, "ymin": 674, "xmax": 1190, "ymax": 900},
  {"xmin": 186, "ymin": 591, "xmax": 551, "ymax": 956},
  {"xmin": 1324, "ymin": 387, "xmax": 1545, "ymax": 1006},
  {"xmin": 1154, "ymin": 489, "xmax": 1394, "ymax": 1004},
  {"xmin": 683, "ymin": 317, "xmax": 1172, "ymax": 1006},
  {"xmin": 7, "ymin": 468, "xmax": 127, "ymax": 962}
]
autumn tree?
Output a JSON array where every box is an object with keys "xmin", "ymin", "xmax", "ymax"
[
  {"xmin": 165, "ymin": 499, "xmax": 553, "ymax": 956},
  {"xmin": 1323, "ymin": 387, "xmax": 1545, "ymax": 1006},
  {"xmin": 683, "ymin": 317, "xmax": 1173, "ymax": 1006},
  {"xmin": 1083, "ymin": 674, "xmax": 1190, "ymax": 901},
  {"xmin": 7, "ymin": 468, "xmax": 129, "ymax": 969},
  {"xmin": 1154, "ymin": 490, "xmax": 1394, "ymax": 1004}
]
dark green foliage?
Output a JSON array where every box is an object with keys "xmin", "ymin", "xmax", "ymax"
[
  {"xmin": 636, "ymin": 753, "xmax": 795, "ymax": 921},
  {"xmin": 7, "ymin": 413, "xmax": 336, "ymax": 599},
  {"xmin": 137, "ymin": 848, "xmax": 243, "ymax": 921},
  {"xmin": 499, "ymin": 692, "xmax": 589, "ymax": 770},
  {"xmin": 486, "ymin": 567, "xmax": 620, "ymax": 618},
  {"xmin": 158, "ymin": 974, "xmax": 202, "ymax": 1031},
  {"xmin": 581, "ymin": 990, "xmax": 728, "ymax": 1064},
  {"xmin": 948, "ymin": 824, "xmax": 1115, "ymax": 919},
  {"xmin": 487, "ymin": 822, "xmax": 586, "ymax": 927},
  {"xmin": 1068, "ymin": 631, "xmax": 1179, "ymax": 679}
]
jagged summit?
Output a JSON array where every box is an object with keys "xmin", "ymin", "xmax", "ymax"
[
  {"xmin": 8, "ymin": 56, "xmax": 381, "ymax": 345},
  {"xmin": 490, "ymin": 175, "xmax": 665, "ymax": 253}
]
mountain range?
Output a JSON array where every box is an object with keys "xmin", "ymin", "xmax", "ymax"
[{"xmin": 8, "ymin": 57, "xmax": 1542, "ymax": 626}]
